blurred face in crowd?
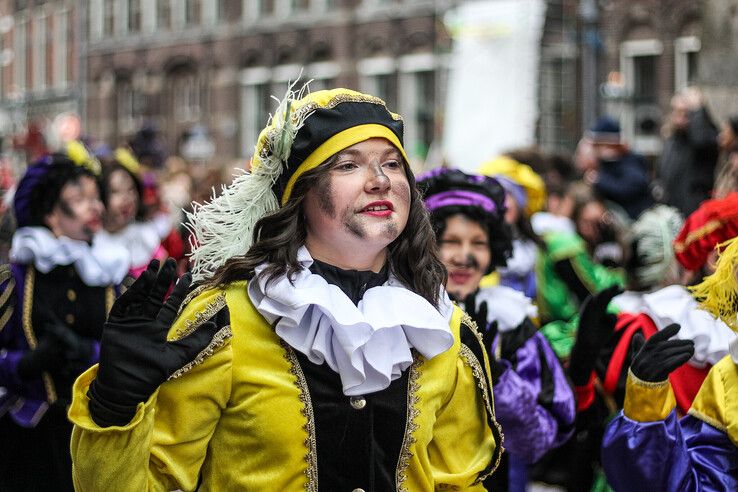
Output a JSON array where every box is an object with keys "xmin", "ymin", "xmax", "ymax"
[
  {"xmin": 576, "ymin": 200, "xmax": 608, "ymax": 246},
  {"xmin": 439, "ymin": 214, "xmax": 491, "ymax": 299},
  {"xmin": 45, "ymin": 176, "xmax": 104, "ymax": 242},
  {"xmin": 592, "ymin": 142, "xmax": 623, "ymax": 162},
  {"xmin": 574, "ymin": 138, "xmax": 598, "ymax": 173},
  {"xmin": 105, "ymin": 168, "xmax": 139, "ymax": 233},
  {"xmin": 670, "ymin": 95, "xmax": 690, "ymax": 131},
  {"xmin": 303, "ymin": 137, "xmax": 411, "ymax": 271}
]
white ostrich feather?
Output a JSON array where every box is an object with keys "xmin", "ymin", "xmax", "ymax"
[{"xmin": 186, "ymin": 79, "xmax": 312, "ymax": 282}]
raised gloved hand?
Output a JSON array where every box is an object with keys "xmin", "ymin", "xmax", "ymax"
[
  {"xmin": 568, "ymin": 285, "xmax": 623, "ymax": 386},
  {"xmin": 88, "ymin": 259, "xmax": 219, "ymax": 427},
  {"xmin": 630, "ymin": 323, "xmax": 694, "ymax": 382}
]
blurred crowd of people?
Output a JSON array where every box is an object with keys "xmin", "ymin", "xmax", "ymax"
[{"xmin": 1, "ymin": 83, "xmax": 738, "ymax": 491}]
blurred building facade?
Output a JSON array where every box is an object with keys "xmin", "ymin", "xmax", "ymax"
[
  {"xmin": 597, "ymin": 0, "xmax": 706, "ymax": 156},
  {"xmin": 0, "ymin": 0, "xmax": 81, "ymax": 149},
  {"xmin": 83, "ymin": 0, "xmax": 454, "ymax": 166},
  {"xmin": 0, "ymin": 1, "xmax": 733, "ymax": 166}
]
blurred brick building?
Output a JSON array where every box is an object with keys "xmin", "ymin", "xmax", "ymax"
[{"xmin": 0, "ymin": 0, "xmax": 81, "ymax": 146}]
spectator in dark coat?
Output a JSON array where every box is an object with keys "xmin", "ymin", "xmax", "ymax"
[
  {"xmin": 584, "ymin": 117, "xmax": 653, "ymax": 220},
  {"xmin": 659, "ymin": 87, "xmax": 719, "ymax": 216}
]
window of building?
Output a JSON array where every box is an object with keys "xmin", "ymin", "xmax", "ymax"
[
  {"xmin": 620, "ymin": 38, "xmax": 663, "ymax": 155},
  {"xmin": 218, "ymin": 0, "xmax": 242, "ymax": 21},
  {"xmin": 239, "ymin": 67, "xmax": 271, "ymax": 157},
  {"xmin": 675, "ymin": 36, "xmax": 700, "ymax": 91},
  {"xmin": 292, "ymin": 0, "xmax": 310, "ymax": 11},
  {"xmin": 258, "ymin": 0, "xmax": 275, "ymax": 16},
  {"xmin": 53, "ymin": 9, "xmax": 68, "ymax": 89},
  {"xmin": 396, "ymin": 53, "xmax": 437, "ymax": 162},
  {"xmin": 157, "ymin": 0, "xmax": 171, "ymax": 30},
  {"xmin": 172, "ymin": 72, "xmax": 200, "ymax": 123},
  {"xmin": 185, "ymin": 0, "xmax": 201, "ymax": 26},
  {"xmin": 357, "ymin": 56, "xmax": 397, "ymax": 113},
  {"xmin": 32, "ymin": 14, "xmax": 46, "ymax": 91},
  {"xmin": 13, "ymin": 18, "xmax": 26, "ymax": 94},
  {"xmin": 128, "ymin": 0, "xmax": 142, "ymax": 32},
  {"xmin": 104, "ymin": 0, "xmax": 116, "ymax": 36}
]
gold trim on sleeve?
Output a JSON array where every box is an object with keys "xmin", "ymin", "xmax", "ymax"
[
  {"xmin": 174, "ymin": 291, "xmax": 227, "ymax": 340},
  {"xmin": 396, "ymin": 355, "xmax": 422, "ymax": 492},
  {"xmin": 167, "ymin": 325, "xmax": 232, "ymax": 380},
  {"xmin": 22, "ymin": 268, "xmax": 57, "ymax": 403},
  {"xmin": 283, "ymin": 344, "xmax": 319, "ymax": 492}
]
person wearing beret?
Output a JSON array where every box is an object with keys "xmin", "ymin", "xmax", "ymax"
[{"xmin": 68, "ymin": 88, "xmax": 502, "ymax": 491}]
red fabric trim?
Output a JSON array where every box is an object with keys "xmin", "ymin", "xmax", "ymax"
[
  {"xmin": 574, "ymin": 373, "xmax": 596, "ymax": 412},
  {"xmin": 603, "ymin": 313, "xmax": 657, "ymax": 394},
  {"xmin": 669, "ymin": 363, "xmax": 710, "ymax": 414},
  {"xmin": 604, "ymin": 312, "xmax": 711, "ymax": 413}
]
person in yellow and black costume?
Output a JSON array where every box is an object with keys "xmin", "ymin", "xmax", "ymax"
[
  {"xmin": 601, "ymin": 236, "xmax": 738, "ymax": 489},
  {"xmin": 69, "ymin": 87, "xmax": 503, "ymax": 491},
  {"xmin": 0, "ymin": 147, "xmax": 129, "ymax": 491}
]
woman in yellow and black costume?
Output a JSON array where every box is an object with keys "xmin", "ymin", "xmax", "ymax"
[{"xmin": 69, "ymin": 87, "xmax": 502, "ymax": 491}]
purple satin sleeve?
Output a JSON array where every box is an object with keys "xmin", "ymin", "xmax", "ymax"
[
  {"xmin": 602, "ymin": 411, "xmax": 738, "ymax": 491},
  {"xmin": 493, "ymin": 332, "xmax": 576, "ymax": 463},
  {"xmin": 0, "ymin": 348, "xmax": 25, "ymax": 392}
]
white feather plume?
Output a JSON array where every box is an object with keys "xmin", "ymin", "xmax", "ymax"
[{"xmin": 186, "ymin": 79, "xmax": 311, "ymax": 282}]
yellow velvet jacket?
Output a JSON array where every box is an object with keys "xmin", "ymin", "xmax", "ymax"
[{"xmin": 69, "ymin": 281, "xmax": 502, "ymax": 491}]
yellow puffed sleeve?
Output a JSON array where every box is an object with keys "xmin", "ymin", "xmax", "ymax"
[
  {"xmin": 69, "ymin": 287, "xmax": 233, "ymax": 492},
  {"xmin": 623, "ymin": 369, "xmax": 676, "ymax": 422},
  {"xmin": 413, "ymin": 307, "xmax": 502, "ymax": 490},
  {"xmin": 688, "ymin": 355, "xmax": 738, "ymax": 447}
]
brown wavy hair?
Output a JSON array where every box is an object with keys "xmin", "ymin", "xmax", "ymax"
[{"xmin": 204, "ymin": 158, "xmax": 448, "ymax": 308}]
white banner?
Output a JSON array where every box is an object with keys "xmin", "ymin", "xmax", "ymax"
[{"xmin": 442, "ymin": 0, "xmax": 547, "ymax": 172}]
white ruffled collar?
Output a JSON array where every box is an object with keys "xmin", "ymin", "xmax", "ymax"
[
  {"xmin": 247, "ymin": 246, "xmax": 455, "ymax": 396},
  {"xmin": 474, "ymin": 285, "xmax": 538, "ymax": 332},
  {"xmin": 641, "ymin": 285, "xmax": 736, "ymax": 367},
  {"xmin": 95, "ymin": 214, "xmax": 171, "ymax": 269},
  {"xmin": 9, "ymin": 227, "xmax": 130, "ymax": 286}
]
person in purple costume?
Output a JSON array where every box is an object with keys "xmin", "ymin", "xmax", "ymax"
[
  {"xmin": 418, "ymin": 168, "xmax": 575, "ymax": 492},
  {"xmin": 0, "ymin": 152, "xmax": 129, "ymax": 491},
  {"xmin": 601, "ymin": 238, "xmax": 738, "ymax": 491}
]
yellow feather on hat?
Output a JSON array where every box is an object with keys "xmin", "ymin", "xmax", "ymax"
[
  {"xmin": 66, "ymin": 140, "xmax": 102, "ymax": 176},
  {"xmin": 690, "ymin": 237, "xmax": 738, "ymax": 332}
]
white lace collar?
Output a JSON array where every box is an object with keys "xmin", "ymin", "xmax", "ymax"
[
  {"xmin": 95, "ymin": 214, "xmax": 172, "ymax": 269},
  {"xmin": 642, "ymin": 285, "xmax": 736, "ymax": 367},
  {"xmin": 474, "ymin": 285, "xmax": 538, "ymax": 332},
  {"xmin": 9, "ymin": 227, "xmax": 130, "ymax": 286},
  {"xmin": 247, "ymin": 246, "xmax": 455, "ymax": 396}
]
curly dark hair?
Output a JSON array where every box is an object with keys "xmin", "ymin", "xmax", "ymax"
[
  {"xmin": 25, "ymin": 154, "xmax": 99, "ymax": 228},
  {"xmin": 204, "ymin": 158, "xmax": 447, "ymax": 308},
  {"xmin": 417, "ymin": 168, "xmax": 514, "ymax": 272}
]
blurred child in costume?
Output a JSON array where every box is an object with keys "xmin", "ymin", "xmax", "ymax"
[{"xmin": 419, "ymin": 168, "xmax": 575, "ymax": 492}]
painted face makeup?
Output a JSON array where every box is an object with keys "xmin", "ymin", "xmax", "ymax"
[
  {"xmin": 303, "ymin": 137, "xmax": 411, "ymax": 270},
  {"xmin": 438, "ymin": 213, "xmax": 491, "ymax": 299}
]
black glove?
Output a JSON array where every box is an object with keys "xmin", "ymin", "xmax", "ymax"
[
  {"xmin": 464, "ymin": 293, "xmax": 488, "ymax": 332},
  {"xmin": 464, "ymin": 294, "xmax": 505, "ymax": 381},
  {"xmin": 88, "ymin": 259, "xmax": 219, "ymax": 427},
  {"xmin": 482, "ymin": 320, "xmax": 506, "ymax": 381},
  {"xmin": 569, "ymin": 284, "xmax": 623, "ymax": 386},
  {"xmin": 17, "ymin": 334, "xmax": 66, "ymax": 380},
  {"xmin": 630, "ymin": 323, "xmax": 694, "ymax": 383}
]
